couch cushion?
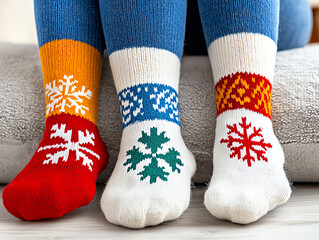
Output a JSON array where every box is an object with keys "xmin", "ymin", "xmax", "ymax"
[{"xmin": 0, "ymin": 42, "xmax": 318, "ymax": 183}]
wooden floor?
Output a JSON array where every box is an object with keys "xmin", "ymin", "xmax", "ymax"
[{"xmin": 1, "ymin": 184, "xmax": 319, "ymax": 240}]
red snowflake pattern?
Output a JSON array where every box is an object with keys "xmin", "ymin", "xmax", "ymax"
[{"xmin": 220, "ymin": 117, "xmax": 272, "ymax": 167}]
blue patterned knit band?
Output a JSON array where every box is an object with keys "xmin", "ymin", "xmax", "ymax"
[{"xmin": 118, "ymin": 83, "xmax": 180, "ymax": 129}]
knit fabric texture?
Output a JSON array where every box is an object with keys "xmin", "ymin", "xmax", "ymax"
[
  {"xmin": 98, "ymin": 0, "xmax": 196, "ymax": 228},
  {"xmin": 198, "ymin": 0, "xmax": 291, "ymax": 224},
  {"xmin": 2, "ymin": 0, "xmax": 109, "ymax": 220}
]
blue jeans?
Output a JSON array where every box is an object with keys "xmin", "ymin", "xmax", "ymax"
[
  {"xmin": 278, "ymin": 0, "xmax": 313, "ymax": 51},
  {"xmin": 184, "ymin": 0, "xmax": 313, "ymax": 54}
]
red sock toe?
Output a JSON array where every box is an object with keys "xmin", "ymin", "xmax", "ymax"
[{"xmin": 2, "ymin": 113, "xmax": 108, "ymax": 220}]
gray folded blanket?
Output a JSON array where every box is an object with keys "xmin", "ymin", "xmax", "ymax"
[{"xmin": 0, "ymin": 42, "xmax": 318, "ymax": 183}]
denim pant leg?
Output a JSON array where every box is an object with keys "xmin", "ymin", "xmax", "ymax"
[{"xmin": 278, "ymin": 0, "xmax": 313, "ymax": 51}]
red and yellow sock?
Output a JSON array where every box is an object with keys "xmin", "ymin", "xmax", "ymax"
[{"xmin": 2, "ymin": 0, "xmax": 108, "ymax": 220}]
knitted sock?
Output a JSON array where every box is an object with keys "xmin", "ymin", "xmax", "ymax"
[
  {"xmin": 98, "ymin": 0, "xmax": 196, "ymax": 228},
  {"xmin": 198, "ymin": 0, "xmax": 291, "ymax": 224},
  {"xmin": 2, "ymin": 0, "xmax": 108, "ymax": 220}
]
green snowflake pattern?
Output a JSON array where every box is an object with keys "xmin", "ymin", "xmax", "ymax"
[{"xmin": 123, "ymin": 127, "xmax": 183, "ymax": 184}]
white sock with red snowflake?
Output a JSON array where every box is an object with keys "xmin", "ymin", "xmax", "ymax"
[
  {"xmin": 197, "ymin": 0, "xmax": 293, "ymax": 224},
  {"xmin": 203, "ymin": 32, "xmax": 292, "ymax": 224},
  {"xmin": 100, "ymin": 48, "xmax": 196, "ymax": 228}
]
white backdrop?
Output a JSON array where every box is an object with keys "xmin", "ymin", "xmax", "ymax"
[{"xmin": 0, "ymin": 0, "xmax": 37, "ymax": 44}]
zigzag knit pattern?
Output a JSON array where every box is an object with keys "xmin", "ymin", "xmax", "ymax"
[{"xmin": 215, "ymin": 72, "xmax": 272, "ymax": 119}]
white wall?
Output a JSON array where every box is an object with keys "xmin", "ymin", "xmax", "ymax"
[
  {"xmin": 0, "ymin": 0, "xmax": 37, "ymax": 44},
  {"xmin": 310, "ymin": 0, "xmax": 319, "ymax": 7}
]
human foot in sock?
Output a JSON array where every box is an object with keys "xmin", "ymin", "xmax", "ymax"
[
  {"xmin": 3, "ymin": 113, "xmax": 108, "ymax": 220},
  {"xmin": 98, "ymin": 0, "xmax": 196, "ymax": 228},
  {"xmin": 101, "ymin": 81, "xmax": 196, "ymax": 228},
  {"xmin": 204, "ymin": 85, "xmax": 292, "ymax": 223},
  {"xmin": 198, "ymin": 0, "xmax": 292, "ymax": 224},
  {"xmin": 2, "ymin": 1, "xmax": 109, "ymax": 220}
]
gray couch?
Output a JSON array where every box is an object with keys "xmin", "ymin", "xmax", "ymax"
[{"xmin": 0, "ymin": 42, "xmax": 318, "ymax": 183}]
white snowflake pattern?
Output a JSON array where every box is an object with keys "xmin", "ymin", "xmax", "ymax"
[
  {"xmin": 45, "ymin": 75, "xmax": 93, "ymax": 115},
  {"xmin": 37, "ymin": 124, "xmax": 100, "ymax": 171},
  {"xmin": 150, "ymin": 89, "xmax": 179, "ymax": 119}
]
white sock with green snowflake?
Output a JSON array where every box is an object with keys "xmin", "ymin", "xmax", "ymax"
[{"xmin": 100, "ymin": 48, "xmax": 196, "ymax": 228}]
